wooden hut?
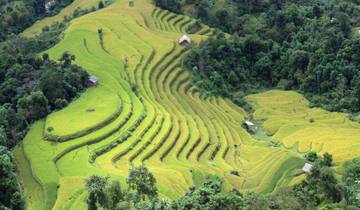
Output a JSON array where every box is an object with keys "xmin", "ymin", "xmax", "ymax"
[
  {"xmin": 243, "ymin": 120, "xmax": 257, "ymax": 133},
  {"xmin": 179, "ymin": 35, "xmax": 191, "ymax": 45},
  {"xmin": 88, "ymin": 76, "xmax": 98, "ymax": 87}
]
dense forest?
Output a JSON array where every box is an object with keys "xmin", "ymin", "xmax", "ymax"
[
  {"xmin": 84, "ymin": 154, "xmax": 360, "ymax": 209},
  {"xmin": 0, "ymin": 35, "xmax": 90, "ymax": 142},
  {"xmin": 0, "ymin": 0, "xmax": 74, "ymax": 41},
  {"xmin": 155, "ymin": 0, "xmax": 360, "ymax": 113}
]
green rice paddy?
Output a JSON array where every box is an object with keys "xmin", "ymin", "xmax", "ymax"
[
  {"xmin": 14, "ymin": 1, "xmax": 359, "ymax": 209},
  {"xmin": 45, "ymin": 88, "xmax": 122, "ymax": 140}
]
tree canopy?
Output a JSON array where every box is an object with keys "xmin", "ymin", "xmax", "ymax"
[
  {"xmin": 177, "ymin": 0, "xmax": 360, "ymax": 113},
  {"xmin": 0, "ymin": 0, "xmax": 74, "ymax": 41}
]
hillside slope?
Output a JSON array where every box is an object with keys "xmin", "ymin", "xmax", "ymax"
[
  {"xmin": 15, "ymin": 0, "xmax": 304, "ymax": 209},
  {"xmin": 247, "ymin": 90, "xmax": 360, "ymax": 164}
]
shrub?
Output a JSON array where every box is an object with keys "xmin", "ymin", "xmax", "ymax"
[
  {"xmin": 47, "ymin": 127, "xmax": 54, "ymax": 133},
  {"xmin": 55, "ymin": 98, "xmax": 68, "ymax": 109},
  {"xmin": 98, "ymin": 1, "xmax": 104, "ymax": 9},
  {"xmin": 305, "ymin": 151, "xmax": 318, "ymax": 162},
  {"xmin": 131, "ymin": 83, "xmax": 138, "ymax": 94},
  {"xmin": 129, "ymin": 1, "xmax": 134, "ymax": 7}
]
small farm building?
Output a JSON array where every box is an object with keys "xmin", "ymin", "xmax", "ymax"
[
  {"xmin": 302, "ymin": 163, "xmax": 313, "ymax": 173},
  {"xmin": 243, "ymin": 120, "xmax": 257, "ymax": 133},
  {"xmin": 88, "ymin": 76, "xmax": 98, "ymax": 86},
  {"xmin": 179, "ymin": 35, "xmax": 191, "ymax": 45}
]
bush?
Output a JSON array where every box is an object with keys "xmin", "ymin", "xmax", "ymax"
[
  {"xmin": 131, "ymin": 83, "xmax": 138, "ymax": 94},
  {"xmin": 55, "ymin": 98, "xmax": 69, "ymax": 109},
  {"xmin": 129, "ymin": 0, "xmax": 134, "ymax": 7},
  {"xmin": 98, "ymin": 1, "xmax": 104, "ymax": 9},
  {"xmin": 343, "ymin": 158, "xmax": 360, "ymax": 185},
  {"xmin": 305, "ymin": 151, "xmax": 318, "ymax": 162},
  {"xmin": 47, "ymin": 127, "xmax": 54, "ymax": 133}
]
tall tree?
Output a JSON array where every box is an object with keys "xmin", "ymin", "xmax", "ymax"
[
  {"xmin": 127, "ymin": 165, "xmax": 158, "ymax": 201},
  {"xmin": 85, "ymin": 175, "xmax": 108, "ymax": 209},
  {"xmin": 17, "ymin": 91, "xmax": 50, "ymax": 121}
]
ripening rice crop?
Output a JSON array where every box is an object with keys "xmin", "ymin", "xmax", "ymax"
[
  {"xmin": 15, "ymin": 1, "xmax": 315, "ymax": 210},
  {"xmin": 246, "ymin": 90, "xmax": 360, "ymax": 163}
]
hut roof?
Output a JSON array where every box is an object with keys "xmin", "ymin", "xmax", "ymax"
[
  {"xmin": 89, "ymin": 76, "xmax": 98, "ymax": 83},
  {"xmin": 179, "ymin": 35, "xmax": 191, "ymax": 44},
  {"xmin": 302, "ymin": 163, "xmax": 313, "ymax": 173},
  {"xmin": 245, "ymin": 121, "xmax": 255, "ymax": 126}
]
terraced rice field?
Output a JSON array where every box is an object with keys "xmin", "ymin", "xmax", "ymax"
[
  {"xmin": 45, "ymin": 88, "xmax": 122, "ymax": 140},
  {"xmin": 22, "ymin": 0, "xmax": 100, "ymax": 37},
  {"xmin": 246, "ymin": 90, "xmax": 360, "ymax": 164},
  {"xmin": 15, "ymin": 1, "xmax": 307, "ymax": 209}
]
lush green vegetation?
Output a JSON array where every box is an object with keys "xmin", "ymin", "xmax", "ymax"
[
  {"xmin": 22, "ymin": 0, "xmax": 103, "ymax": 37},
  {"xmin": 0, "ymin": 0, "xmax": 75, "ymax": 41},
  {"xmin": 12, "ymin": 1, "xmax": 306, "ymax": 209},
  {"xmin": 0, "ymin": 37, "xmax": 89, "ymax": 142},
  {"xmin": 153, "ymin": 0, "xmax": 181, "ymax": 13},
  {"xmin": 180, "ymin": 0, "xmax": 360, "ymax": 113},
  {"xmin": 0, "ymin": 128, "xmax": 25, "ymax": 210},
  {"xmin": 0, "ymin": 32, "xmax": 89, "ymax": 210},
  {"xmin": 0, "ymin": 0, "xmax": 109, "ymax": 143},
  {"xmin": 5, "ymin": 0, "xmax": 360, "ymax": 209},
  {"xmin": 85, "ymin": 159, "xmax": 360, "ymax": 210},
  {"xmin": 0, "ymin": 1, "xmax": 99, "ymax": 208}
]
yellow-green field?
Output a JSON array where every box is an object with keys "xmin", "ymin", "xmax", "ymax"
[
  {"xmin": 44, "ymin": 88, "xmax": 122, "ymax": 140},
  {"xmin": 246, "ymin": 90, "xmax": 360, "ymax": 164},
  {"xmin": 17, "ymin": 0, "xmax": 360, "ymax": 209},
  {"xmin": 22, "ymin": 0, "xmax": 100, "ymax": 37}
]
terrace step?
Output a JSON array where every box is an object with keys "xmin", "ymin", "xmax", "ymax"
[
  {"xmin": 128, "ymin": 114, "xmax": 165, "ymax": 162},
  {"xmin": 141, "ymin": 114, "xmax": 173, "ymax": 162},
  {"xmin": 108, "ymin": 100, "xmax": 157, "ymax": 165}
]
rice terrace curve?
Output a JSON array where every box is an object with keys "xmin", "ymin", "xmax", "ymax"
[{"xmin": 13, "ymin": 0, "xmax": 360, "ymax": 209}]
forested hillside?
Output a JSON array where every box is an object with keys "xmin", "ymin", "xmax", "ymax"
[
  {"xmin": 157, "ymin": 0, "xmax": 360, "ymax": 113},
  {"xmin": 0, "ymin": 0, "xmax": 74, "ymax": 41}
]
